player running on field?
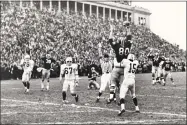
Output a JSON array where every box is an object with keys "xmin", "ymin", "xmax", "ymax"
[
  {"xmin": 161, "ymin": 57, "xmax": 176, "ymax": 86},
  {"xmin": 147, "ymin": 49, "xmax": 165, "ymax": 85},
  {"xmin": 38, "ymin": 54, "xmax": 55, "ymax": 91},
  {"xmin": 60, "ymin": 57, "xmax": 79, "ymax": 103},
  {"xmin": 96, "ymin": 42, "xmax": 113, "ymax": 102},
  {"xmin": 107, "ymin": 21, "xmax": 132, "ymax": 104},
  {"xmin": 20, "ymin": 55, "xmax": 34, "ymax": 93},
  {"xmin": 114, "ymin": 54, "xmax": 140, "ymax": 116}
]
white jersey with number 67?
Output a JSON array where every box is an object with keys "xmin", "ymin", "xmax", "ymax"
[
  {"xmin": 122, "ymin": 59, "xmax": 139, "ymax": 79},
  {"xmin": 60, "ymin": 64, "xmax": 77, "ymax": 80}
]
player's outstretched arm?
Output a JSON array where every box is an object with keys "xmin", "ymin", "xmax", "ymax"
[
  {"xmin": 29, "ymin": 60, "xmax": 35, "ymax": 72},
  {"xmin": 109, "ymin": 24, "xmax": 114, "ymax": 39},
  {"xmin": 59, "ymin": 65, "xmax": 65, "ymax": 83},
  {"xmin": 98, "ymin": 43, "xmax": 103, "ymax": 64}
]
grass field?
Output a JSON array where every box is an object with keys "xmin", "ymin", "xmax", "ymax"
[{"xmin": 1, "ymin": 72, "xmax": 186, "ymax": 124}]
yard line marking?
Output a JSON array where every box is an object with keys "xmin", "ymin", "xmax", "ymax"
[
  {"xmin": 23, "ymin": 119, "xmax": 186, "ymax": 124},
  {"xmin": 1, "ymin": 110, "xmax": 97, "ymax": 115},
  {"xmin": 136, "ymin": 94, "xmax": 186, "ymax": 99},
  {"xmin": 140, "ymin": 86, "xmax": 186, "ymax": 90},
  {"xmin": 1, "ymin": 99, "xmax": 60, "ymax": 106},
  {"xmin": 1, "ymin": 104, "xmax": 35, "ymax": 107},
  {"xmin": 1, "ymin": 98, "xmax": 186, "ymax": 118},
  {"xmin": 10, "ymin": 88, "xmax": 186, "ymax": 99}
]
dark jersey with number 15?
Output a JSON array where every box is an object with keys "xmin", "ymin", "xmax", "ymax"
[{"xmin": 109, "ymin": 38, "xmax": 132, "ymax": 63}]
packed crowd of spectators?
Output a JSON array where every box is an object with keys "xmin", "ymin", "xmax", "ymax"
[{"xmin": 1, "ymin": 3, "xmax": 186, "ymax": 80}]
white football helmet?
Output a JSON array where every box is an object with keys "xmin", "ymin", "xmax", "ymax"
[
  {"xmin": 66, "ymin": 57, "xmax": 72, "ymax": 63},
  {"xmin": 127, "ymin": 54, "xmax": 135, "ymax": 61},
  {"xmin": 46, "ymin": 54, "xmax": 51, "ymax": 59}
]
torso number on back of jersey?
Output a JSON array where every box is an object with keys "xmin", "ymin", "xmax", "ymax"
[
  {"xmin": 129, "ymin": 63, "xmax": 136, "ymax": 73},
  {"xmin": 65, "ymin": 67, "xmax": 73, "ymax": 74},
  {"xmin": 119, "ymin": 47, "xmax": 129, "ymax": 55}
]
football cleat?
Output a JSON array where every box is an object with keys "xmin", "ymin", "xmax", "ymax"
[
  {"xmin": 106, "ymin": 98, "xmax": 113, "ymax": 104},
  {"xmin": 75, "ymin": 95, "xmax": 79, "ymax": 102},
  {"xmin": 172, "ymin": 82, "xmax": 176, "ymax": 87},
  {"xmin": 118, "ymin": 109, "xmax": 125, "ymax": 116},
  {"xmin": 96, "ymin": 98, "xmax": 100, "ymax": 103},
  {"xmin": 62, "ymin": 100, "xmax": 69, "ymax": 104},
  {"xmin": 135, "ymin": 106, "xmax": 140, "ymax": 113},
  {"xmin": 152, "ymin": 80, "xmax": 156, "ymax": 85},
  {"xmin": 114, "ymin": 98, "xmax": 117, "ymax": 103}
]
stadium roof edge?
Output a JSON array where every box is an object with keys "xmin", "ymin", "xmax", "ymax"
[{"xmin": 86, "ymin": 1, "xmax": 151, "ymax": 15}]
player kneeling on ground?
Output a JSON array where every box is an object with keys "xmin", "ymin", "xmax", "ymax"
[
  {"xmin": 161, "ymin": 58, "xmax": 175, "ymax": 86},
  {"xmin": 115, "ymin": 54, "xmax": 140, "ymax": 116},
  {"xmin": 20, "ymin": 55, "xmax": 34, "ymax": 93},
  {"xmin": 60, "ymin": 57, "xmax": 79, "ymax": 103},
  {"xmin": 88, "ymin": 67, "xmax": 100, "ymax": 90}
]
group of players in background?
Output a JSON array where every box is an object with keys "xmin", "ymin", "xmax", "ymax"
[{"xmin": 19, "ymin": 21, "xmax": 175, "ymax": 116}]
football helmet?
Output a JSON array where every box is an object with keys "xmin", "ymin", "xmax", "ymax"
[
  {"xmin": 127, "ymin": 54, "xmax": 135, "ymax": 61},
  {"xmin": 66, "ymin": 57, "xmax": 72, "ymax": 63}
]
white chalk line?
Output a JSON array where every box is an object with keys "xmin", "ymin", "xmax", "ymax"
[
  {"xmin": 1, "ymin": 110, "xmax": 98, "ymax": 115},
  {"xmin": 10, "ymin": 88, "xmax": 186, "ymax": 99},
  {"xmin": 22, "ymin": 119, "xmax": 186, "ymax": 124},
  {"xmin": 1, "ymin": 104, "xmax": 36, "ymax": 107},
  {"xmin": 140, "ymin": 86, "xmax": 186, "ymax": 90},
  {"xmin": 1, "ymin": 98, "xmax": 186, "ymax": 118}
]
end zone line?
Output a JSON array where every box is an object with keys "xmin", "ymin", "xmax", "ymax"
[{"xmin": 1, "ymin": 98, "xmax": 186, "ymax": 118}]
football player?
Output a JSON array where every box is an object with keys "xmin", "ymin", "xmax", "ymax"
[
  {"xmin": 147, "ymin": 49, "xmax": 165, "ymax": 85},
  {"xmin": 39, "ymin": 54, "xmax": 55, "ymax": 91},
  {"xmin": 88, "ymin": 67, "xmax": 100, "ymax": 90},
  {"xmin": 114, "ymin": 54, "xmax": 140, "ymax": 116},
  {"xmin": 162, "ymin": 57, "xmax": 175, "ymax": 86},
  {"xmin": 107, "ymin": 22, "xmax": 132, "ymax": 104},
  {"xmin": 20, "ymin": 55, "xmax": 34, "ymax": 93},
  {"xmin": 60, "ymin": 57, "xmax": 79, "ymax": 103},
  {"xmin": 96, "ymin": 43, "xmax": 113, "ymax": 102}
]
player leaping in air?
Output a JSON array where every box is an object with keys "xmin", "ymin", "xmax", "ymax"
[
  {"xmin": 37, "ymin": 54, "xmax": 55, "ymax": 91},
  {"xmin": 60, "ymin": 57, "xmax": 79, "ymax": 103},
  {"xmin": 107, "ymin": 21, "xmax": 133, "ymax": 104},
  {"xmin": 20, "ymin": 55, "xmax": 34, "ymax": 93},
  {"xmin": 96, "ymin": 42, "xmax": 113, "ymax": 102}
]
